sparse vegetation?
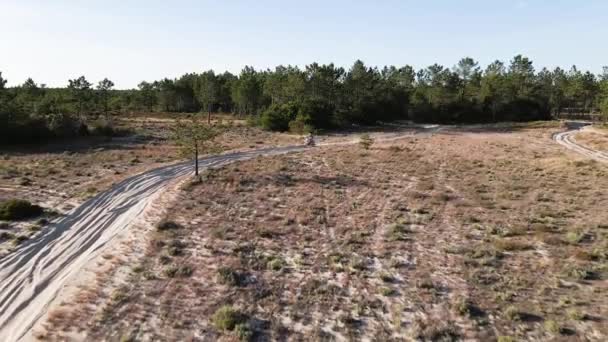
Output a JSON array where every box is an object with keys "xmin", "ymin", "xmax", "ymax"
[
  {"xmin": 504, "ymin": 306, "xmax": 521, "ymax": 321},
  {"xmin": 156, "ymin": 219, "xmax": 181, "ymax": 231},
  {"xmin": 544, "ymin": 319, "xmax": 562, "ymax": 334},
  {"xmin": 163, "ymin": 264, "xmax": 193, "ymax": 278},
  {"xmin": 217, "ymin": 267, "xmax": 243, "ymax": 286},
  {"xmin": 212, "ymin": 306, "xmax": 246, "ymax": 331},
  {"xmin": 385, "ymin": 222, "xmax": 410, "ymax": 241},
  {"xmin": 494, "ymin": 238, "xmax": 532, "ymax": 252},
  {"xmin": 359, "ymin": 133, "xmax": 374, "ymax": 150},
  {"xmin": 266, "ymin": 257, "xmax": 284, "ymax": 271},
  {"xmin": 0, "ymin": 199, "xmax": 43, "ymax": 221},
  {"xmin": 40, "ymin": 125, "xmax": 608, "ymax": 340},
  {"xmin": 567, "ymin": 308, "xmax": 586, "ymax": 321},
  {"xmin": 565, "ymin": 231, "xmax": 585, "ymax": 244},
  {"xmin": 411, "ymin": 319, "xmax": 460, "ymax": 341},
  {"xmin": 379, "ymin": 286, "xmax": 396, "ymax": 296}
]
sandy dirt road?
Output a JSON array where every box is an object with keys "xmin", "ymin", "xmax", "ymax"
[
  {"xmin": 0, "ymin": 145, "xmax": 311, "ymax": 341},
  {"xmin": 553, "ymin": 122, "xmax": 608, "ymax": 163}
]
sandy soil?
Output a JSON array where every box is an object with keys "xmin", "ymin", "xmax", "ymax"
[
  {"xmin": 42, "ymin": 124, "xmax": 608, "ymax": 341},
  {"xmin": 0, "ymin": 115, "xmax": 306, "ymax": 341},
  {"xmin": 0, "ymin": 117, "xmax": 300, "ymax": 258},
  {"xmin": 553, "ymin": 124, "xmax": 608, "ymax": 163},
  {"xmin": 574, "ymin": 126, "xmax": 608, "ymax": 154}
]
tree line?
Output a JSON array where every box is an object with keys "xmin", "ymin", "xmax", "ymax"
[{"xmin": 1, "ymin": 56, "xmax": 608, "ymax": 143}]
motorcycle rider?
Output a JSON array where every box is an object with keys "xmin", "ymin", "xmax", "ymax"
[{"xmin": 305, "ymin": 132, "xmax": 315, "ymax": 146}]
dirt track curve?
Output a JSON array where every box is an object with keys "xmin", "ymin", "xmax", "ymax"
[
  {"xmin": 0, "ymin": 145, "xmax": 310, "ymax": 341},
  {"xmin": 553, "ymin": 122, "xmax": 608, "ymax": 163}
]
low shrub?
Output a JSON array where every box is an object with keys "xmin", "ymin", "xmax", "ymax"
[
  {"xmin": 267, "ymin": 257, "xmax": 284, "ymax": 271},
  {"xmin": 156, "ymin": 219, "xmax": 181, "ymax": 231},
  {"xmin": 453, "ymin": 296, "xmax": 473, "ymax": 316},
  {"xmin": 359, "ymin": 133, "xmax": 374, "ymax": 150},
  {"xmin": 379, "ymin": 272, "xmax": 395, "ymax": 283},
  {"xmin": 544, "ymin": 319, "xmax": 563, "ymax": 334},
  {"xmin": 494, "ymin": 238, "xmax": 532, "ymax": 252},
  {"xmin": 497, "ymin": 337, "xmax": 515, "ymax": 342},
  {"xmin": 566, "ymin": 308, "xmax": 586, "ymax": 321},
  {"xmin": 385, "ymin": 223, "xmax": 411, "ymax": 242},
  {"xmin": 565, "ymin": 231, "xmax": 585, "ymax": 245},
  {"xmin": 504, "ymin": 306, "xmax": 521, "ymax": 321},
  {"xmin": 0, "ymin": 231, "xmax": 15, "ymax": 241},
  {"xmin": 563, "ymin": 264, "xmax": 594, "ymax": 280},
  {"xmin": 417, "ymin": 277, "xmax": 435, "ymax": 289},
  {"xmin": 411, "ymin": 318, "xmax": 460, "ymax": 341},
  {"xmin": 0, "ymin": 199, "xmax": 43, "ymax": 221},
  {"xmin": 167, "ymin": 240, "xmax": 185, "ymax": 256},
  {"xmin": 379, "ymin": 286, "xmax": 396, "ymax": 296},
  {"xmin": 89, "ymin": 121, "xmax": 130, "ymax": 137},
  {"xmin": 217, "ymin": 267, "xmax": 243, "ymax": 286},
  {"xmin": 212, "ymin": 306, "xmax": 245, "ymax": 331},
  {"xmin": 260, "ymin": 102, "xmax": 298, "ymax": 132},
  {"xmin": 12, "ymin": 235, "xmax": 29, "ymax": 246},
  {"xmin": 163, "ymin": 264, "xmax": 193, "ymax": 278},
  {"xmin": 234, "ymin": 323, "xmax": 253, "ymax": 341}
]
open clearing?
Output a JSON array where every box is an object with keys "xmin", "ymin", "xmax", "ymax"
[
  {"xmin": 34, "ymin": 122, "xmax": 608, "ymax": 341},
  {"xmin": 0, "ymin": 115, "xmax": 299, "ymax": 258}
]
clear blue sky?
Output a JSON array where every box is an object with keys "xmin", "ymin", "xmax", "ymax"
[{"xmin": 1, "ymin": 0, "xmax": 607, "ymax": 89}]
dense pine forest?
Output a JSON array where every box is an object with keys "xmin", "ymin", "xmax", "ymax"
[{"xmin": 1, "ymin": 56, "xmax": 608, "ymax": 144}]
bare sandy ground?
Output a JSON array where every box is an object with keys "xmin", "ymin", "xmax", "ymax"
[{"xmin": 553, "ymin": 123, "xmax": 608, "ymax": 163}]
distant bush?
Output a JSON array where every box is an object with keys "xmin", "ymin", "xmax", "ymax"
[
  {"xmin": 379, "ymin": 286, "xmax": 396, "ymax": 296},
  {"xmin": 600, "ymin": 98, "xmax": 608, "ymax": 118},
  {"xmin": 156, "ymin": 219, "xmax": 181, "ymax": 231},
  {"xmin": 544, "ymin": 319, "xmax": 563, "ymax": 334},
  {"xmin": 217, "ymin": 267, "xmax": 243, "ymax": 286},
  {"xmin": 566, "ymin": 308, "xmax": 586, "ymax": 321},
  {"xmin": 12, "ymin": 235, "xmax": 29, "ymax": 245},
  {"xmin": 0, "ymin": 199, "xmax": 43, "ymax": 221},
  {"xmin": 163, "ymin": 264, "xmax": 193, "ymax": 278},
  {"xmin": 493, "ymin": 238, "xmax": 532, "ymax": 252},
  {"xmin": 359, "ymin": 133, "xmax": 374, "ymax": 150},
  {"xmin": 266, "ymin": 256, "xmax": 285, "ymax": 271},
  {"xmin": 212, "ymin": 306, "xmax": 245, "ymax": 331},
  {"xmin": 503, "ymin": 306, "xmax": 521, "ymax": 321},
  {"xmin": 0, "ymin": 231, "xmax": 15, "ymax": 241},
  {"xmin": 0, "ymin": 112, "xmax": 89, "ymax": 145},
  {"xmin": 288, "ymin": 114, "xmax": 314, "ymax": 134},
  {"xmin": 47, "ymin": 113, "xmax": 87, "ymax": 138},
  {"xmin": 90, "ymin": 120, "xmax": 131, "ymax": 137},
  {"xmin": 260, "ymin": 102, "xmax": 298, "ymax": 131},
  {"xmin": 565, "ymin": 231, "xmax": 585, "ymax": 245},
  {"xmin": 0, "ymin": 111, "xmax": 129, "ymax": 146},
  {"xmin": 234, "ymin": 323, "xmax": 253, "ymax": 341},
  {"xmin": 385, "ymin": 223, "xmax": 410, "ymax": 241}
]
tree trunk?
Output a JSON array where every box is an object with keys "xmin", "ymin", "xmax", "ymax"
[
  {"xmin": 208, "ymin": 104, "xmax": 212, "ymax": 124},
  {"xmin": 79, "ymin": 100, "xmax": 85, "ymax": 123},
  {"xmin": 194, "ymin": 141, "xmax": 199, "ymax": 176},
  {"xmin": 104, "ymin": 98, "xmax": 110, "ymax": 122}
]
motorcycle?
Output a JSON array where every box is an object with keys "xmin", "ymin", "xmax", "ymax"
[{"xmin": 304, "ymin": 134, "xmax": 315, "ymax": 147}]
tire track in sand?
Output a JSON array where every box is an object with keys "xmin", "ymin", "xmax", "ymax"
[
  {"xmin": 0, "ymin": 146, "xmax": 307, "ymax": 341},
  {"xmin": 552, "ymin": 122, "xmax": 608, "ymax": 163}
]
